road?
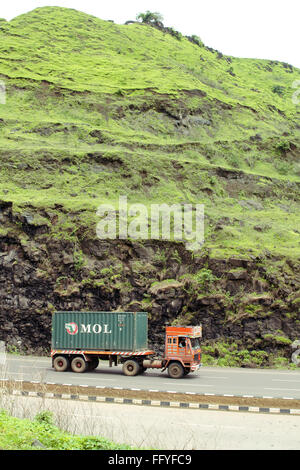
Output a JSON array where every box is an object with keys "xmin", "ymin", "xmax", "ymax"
[
  {"xmin": 2, "ymin": 393, "xmax": 300, "ymax": 450},
  {"xmin": 1, "ymin": 354, "xmax": 300, "ymax": 399}
]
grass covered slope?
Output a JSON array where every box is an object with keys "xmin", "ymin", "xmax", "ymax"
[
  {"xmin": 0, "ymin": 409, "xmax": 133, "ymax": 450},
  {"xmin": 0, "ymin": 6, "xmax": 299, "ymax": 258}
]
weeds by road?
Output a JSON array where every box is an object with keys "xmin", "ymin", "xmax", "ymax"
[{"xmin": 0, "ymin": 408, "xmax": 133, "ymax": 450}]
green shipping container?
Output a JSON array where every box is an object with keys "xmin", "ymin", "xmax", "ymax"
[{"xmin": 52, "ymin": 311, "xmax": 149, "ymax": 351}]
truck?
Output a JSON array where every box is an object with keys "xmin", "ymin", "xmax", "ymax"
[{"xmin": 51, "ymin": 311, "xmax": 202, "ymax": 379}]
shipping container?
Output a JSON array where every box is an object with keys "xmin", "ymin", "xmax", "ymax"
[{"xmin": 52, "ymin": 311, "xmax": 149, "ymax": 352}]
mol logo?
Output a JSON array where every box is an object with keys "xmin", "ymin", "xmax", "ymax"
[
  {"xmin": 65, "ymin": 322, "xmax": 112, "ymax": 335},
  {"xmin": 65, "ymin": 322, "xmax": 79, "ymax": 335}
]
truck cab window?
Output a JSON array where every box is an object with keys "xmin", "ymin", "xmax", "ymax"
[{"xmin": 190, "ymin": 338, "xmax": 200, "ymax": 350}]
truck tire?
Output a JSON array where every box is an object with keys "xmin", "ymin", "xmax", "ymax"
[
  {"xmin": 71, "ymin": 356, "xmax": 87, "ymax": 373},
  {"xmin": 53, "ymin": 356, "xmax": 69, "ymax": 372},
  {"xmin": 122, "ymin": 359, "xmax": 140, "ymax": 376},
  {"xmin": 88, "ymin": 357, "xmax": 99, "ymax": 370},
  {"xmin": 168, "ymin": 362, "xmax": 184, "ymax": 379}
]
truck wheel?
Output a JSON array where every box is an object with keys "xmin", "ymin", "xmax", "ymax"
[
  {"xmin": 88, "ymin": 357, "xmax": 99, "ymax": 370},
  {"xmin": 122, "ymin": 360, "xmax": 140, "ymax": 376},
  {"xmin": 53, "ymin": 356, "xmax": 69, "ymax": 372},
  {"xmin": 168, "ymin": 362, "xmax": 184, "ymax": 379},
  {"xmin": 71, "ymin": 356, "xmax": 87, "ymax": 373}
]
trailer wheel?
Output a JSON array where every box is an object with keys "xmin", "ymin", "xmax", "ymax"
[
  {"xmin": 122, "ymin": 360, "xmax": 140, "ymax": 376},
  {"xmin": 71, "ymin": 356, "xmax": 87, "ymax": 373},
  {"xmin": 53, "ymin": 356, "xmax": 69, "ymax": 372},
  {"xmin": 168, "ymin": 362, "xmax": 184, "ymax": 379}
]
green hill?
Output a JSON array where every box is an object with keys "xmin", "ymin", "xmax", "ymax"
[{"xmin": 0, "ymin": 7, "xmax": 299, "ymax": 365}]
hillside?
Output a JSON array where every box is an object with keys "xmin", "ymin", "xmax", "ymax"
[{"xmin": 0, "ymin": 7, "xmax": 299, "ymax": 365}]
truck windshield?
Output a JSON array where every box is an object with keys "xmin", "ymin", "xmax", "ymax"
[{"xmin": 190, "ymin": 338, "xmax": 201, "ymax": 350}]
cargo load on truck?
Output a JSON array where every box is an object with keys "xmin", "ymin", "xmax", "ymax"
[{"xmin": 51, "ymin": 311, "xmax": 202, "ymax": 379}]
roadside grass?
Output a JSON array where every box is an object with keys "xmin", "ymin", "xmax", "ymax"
[
  {"xmin": 201, "ymin": 342, "xmax": 298, "ymax": 369},
  {"xmin": 0, "ymin": 408, "xmax": 134, "ymax": 450}
]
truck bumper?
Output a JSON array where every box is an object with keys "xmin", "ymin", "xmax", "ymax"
[{"xmin": 191, "ymin": 363, "xmax": 202, "ymax": 372}]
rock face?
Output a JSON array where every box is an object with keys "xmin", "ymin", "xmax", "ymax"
[{"xmin": 0, "ymin": 201, "xmax": 299, "ymax": 365}]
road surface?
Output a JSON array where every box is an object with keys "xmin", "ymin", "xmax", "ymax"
[{"xmin": 1, "ymin": 355, "xmax": 300, "ymax": 399}]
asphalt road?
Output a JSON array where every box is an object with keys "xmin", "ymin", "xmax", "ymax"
[{"xmin": 1, "ymin": 355, "xmax": 300, "ymax": 399}]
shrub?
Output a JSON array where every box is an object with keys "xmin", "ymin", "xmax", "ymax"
[
  {"xmin": 187, "ymin": 35, "xmax": 203, "ymax": 47},
  {"xmin": 275, "ymin": 140, "xmax": 291, "ymax": 154},
  {"xmin": 272, "ymin": 85, "xmax": 285, "ymax": 95},
  {"xmin": 194, "ymin": 268, "xmax": 216, "ymax": 286},
  {"xmin": 166, "ymin": 27, "xmax": 182, "ymax": 41}
]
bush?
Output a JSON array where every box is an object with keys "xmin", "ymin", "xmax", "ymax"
[
  {"xmin": 194, "ymin": 268, "xmax": 216, "ymax": 286},
  {"xmin": 187, "ymin": 35, "xmax": 203, "ymax": 47},
  {"xmin": 275, "ymin": 140, "xmax": 291, "ymax": 154},
  {"xmin": 166, "ymin": 27, "xmax": 182, "ymax": 41},
  {"xmin": 272, "ymin": 85, "xmax": 285, "ymax": 95},
  {"xmin": 35, "ymin": 411, "xmax": 54, "ymax": 426}
]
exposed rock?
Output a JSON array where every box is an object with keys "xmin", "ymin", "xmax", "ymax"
[
  {"xmin": 228, "ymin": 269, "xmax": 248, "ymax": 280},
  {"xmin": 31, "ymin": 439, "xmax": 46, "ymax": 448}
]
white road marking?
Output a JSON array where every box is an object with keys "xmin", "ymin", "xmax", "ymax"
[
  {"xmin": 6, "ymin": 364, "xmax": 45, "ymax": 371},
  {"xmin": 60, "ymin": 413, "xmax": 115, "ymax": 420},
  {"xmin": 176, "ymin": 422, "xmax": 245, "ymax": 430},
  {"xmin": 163, "ymin": 382, "xmax": 213, "ymax": 387},
  {"xmin": 272, "ymin": 379, "xmax": 300, "ymax": 383},
  {"xmin": 65, "ymin": 377, "xmax": 114, "ymax": 381},
  {"xmin": 4, "ymin": 372, "xmax": 35, "ymax": 376},
  {"xmin": 200, "ymin": 376, "xmax": 229, "ymax": 379}
]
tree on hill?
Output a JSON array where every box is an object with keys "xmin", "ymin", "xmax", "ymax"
[{"xmin": 136, "ymin": 11, "xmax": 164, "ymax": 26}]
